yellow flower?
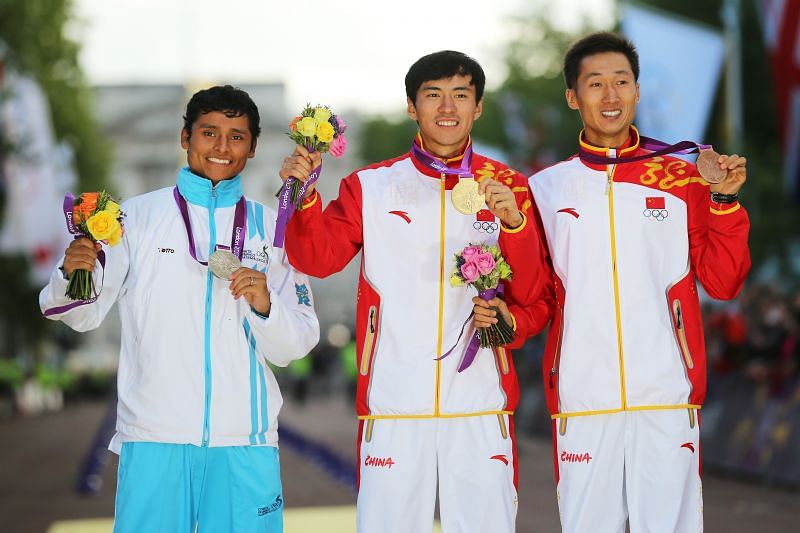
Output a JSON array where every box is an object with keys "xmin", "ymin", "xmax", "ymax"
[
  {"xmin": 313, "ymin": 107, "xmax": 331, "ymax": 124},
  {"xmin": 316, "ymin": 121, "xmax": 334, "ymax": 143},
  {"xmin": 105, "ymin": 201, "xmax": 120, "ymax": 215},
  {"xmin": 86, "ymin": 210, "xmax": 121, "ymax": 242},
  {"xmin": 449, "ymin": 271, "xmax": 464, "ymax": 287},
  {"xmin": 297, "ymin": 116, "xmax": 317, "ymax": 137},
  {"xmin": 106, "ymin": 225, "xmax": 123, "ymax": 246}
]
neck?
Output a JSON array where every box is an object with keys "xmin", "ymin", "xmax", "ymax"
[
  {"xmin": 418, "ymin": 133, "xmax": 469, "ymax": 160},
  {"xmin": 583, "ymin": 129, "xmax": 631, "ymax": 150}
]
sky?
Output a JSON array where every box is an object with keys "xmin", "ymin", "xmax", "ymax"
[{"xmin": 71, "ymin": 0, "xmax": 614, "ymax": 115}]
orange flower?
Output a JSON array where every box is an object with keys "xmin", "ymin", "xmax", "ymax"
[
  {"xmin": 73, "ymin": 192, "xmax": 99, "ymax": 224},
  {"xmin": 289, "ymin": 116, "xmax": 302, "ymax": 133}
]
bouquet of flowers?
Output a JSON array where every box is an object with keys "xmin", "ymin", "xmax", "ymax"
[
  {"xmin": 281, "ymin": 104, "xmax": 347, "ymax": 207},
  {"xmin": 273, "ymin": 104, "xmax": 347, "ymax": 248},
  {"xmin": 64, "ymin": 191, "xmax": 125, "ymax": 300},
  {"xmin": 450, "ymin": 243, "xmax": 514, "ymax": 349}
]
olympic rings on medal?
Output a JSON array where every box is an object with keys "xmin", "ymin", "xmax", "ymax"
[
  {"xmin": 473, "ymin": 221, "xmax": 499, "ymax": 234},
  {"xmin": 642, "ymin": 208, "xmax": 669, "ymax": 221}
]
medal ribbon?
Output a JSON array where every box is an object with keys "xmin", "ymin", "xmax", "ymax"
[
  {"xmin": 437, "ymin": 284, "xmax": 504, "ymax": 373},
  {"xmin": 43, "ymin": 194, "xmax": 108, "ymax": 316},
  {"xmin": 273, "ymin": 157, "xmax": 323, "ymax": 248},
  {"xmin": 578, "ymin": 136, "xmax": 711, "ymax": 166},
  {"xmin": 410, "ymin": 142, "xmax": 473, "ymax": 179},
  {"xmin": 173, "ymin": 187, "xmax": 247, "ymax": 265}
]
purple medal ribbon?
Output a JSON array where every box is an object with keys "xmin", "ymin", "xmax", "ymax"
[
  {"xmin": 173, "ymin": 187, "xmax": 247, "ymax": 264},
  {"xmin": 438, "ymin": 283, "xmax": 505, "ymax": 373},
  {"xmin": 43, "ymin": 194, "xmax": 107, "ymax": 316},
  {"xmin": 273, "ymin": 159, "xmax": 323, "ymax": 248},
  {"xmin": 410, "ymin": 143, "xmax": 473, "ymax": 179},
  {"xmin": 578, "ymin": 135, "xmax": 711, "ymax": 166}
]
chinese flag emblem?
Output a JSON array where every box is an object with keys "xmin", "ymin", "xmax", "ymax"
[
  {"xmin": 646, "ymin": 197, "xmax": 665, "ymax": 210},
  {"xmin": 476, "ymin": 209, "xmax": 494, "ymax": 221}
]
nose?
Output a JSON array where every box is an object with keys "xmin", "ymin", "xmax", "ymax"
[
  {"xmin": 214, "ymin": 135, "xmax": 229, "ymax": 153},
  {"xmin": 438, "ymin": 94, "xmax": 456, "ymax": 113},
  {"xmin": 603, "ymin": 85, "xmax": 619, "ymax": 103}
]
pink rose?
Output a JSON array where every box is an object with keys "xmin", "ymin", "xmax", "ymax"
[
  {"xmin": 475, "ymin": 252, "xmax": 496, "ymax": 275},
  {"xmin": 329, "ymin": 134, "xmax": 347, "ymax": 158},
  {"xmin": 336, "ymin": 115, "xmax": 348, "ymax": 134},
  {"xmin": 461, "ymin": 245, "xmax": 481, "ymax": 262},
  {"xmin": 460, "ymin": 261, "xmax": 480, "ymax": 283}
]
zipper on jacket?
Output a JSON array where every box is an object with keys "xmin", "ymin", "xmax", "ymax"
[
  {"xmin": 606, "ymin": 161, "xmax": 628, "ymax": 410},
  {"xmin": 671, "ymin": 299, "xmax": 694, "ymax": 369},
  {"xmin": 201, "ymin": 186, "xmax": 218, "ymax": 446},
  {"xmin": 360, "ymin": 306, "xmax": 377, "ymax": 375},
  {"xmin": 434, "ymin": 173, "xmax": 447, "ymax": 416}
]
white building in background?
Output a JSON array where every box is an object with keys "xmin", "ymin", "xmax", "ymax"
[{"xmin": 80, "ymin": 83, "xmax": 361, "ymax": 371}]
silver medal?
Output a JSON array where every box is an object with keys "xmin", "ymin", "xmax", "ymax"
[{"xmin": 208, "ymin": 250, "xmax": 242, "ymax": 279}]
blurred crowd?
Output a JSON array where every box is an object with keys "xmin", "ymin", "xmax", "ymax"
[{"xmin": 704, "ymin": 283, "xmax": 800, "ymax": 398}]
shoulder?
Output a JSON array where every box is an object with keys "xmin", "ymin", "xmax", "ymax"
[
  {"xmin": 531, "ymin": 157, "xmax": 580, "ymax": 182},
  {"xmin": 354, "ymin": 153, "xmax": 412, "ymax": 178},
  {"xmin": 471, "ymin": 153, "xmax": 527, "ymax": 186},
  {"xmin": 121, "ymin": 186, "xmax": 176, "ymax": 215}
]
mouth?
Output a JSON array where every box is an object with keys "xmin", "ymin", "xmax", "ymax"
[
  {"xmin": 436, "ymin": 119, "xmax": 459, "ymax": 127},
  {"xmin": 207, "ymin": 157, "xmax": 231, "ymax": 165},
  {"xmin": 600, "ymin": 110, "xmax": 622, "ymax": 119}
]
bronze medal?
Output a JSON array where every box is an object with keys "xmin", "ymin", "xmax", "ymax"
[
  {"xmin": 696, "ymin": 149, "xmax": 727, "ymax": 184},
  {"xmin": 451, "ymin": 179, "xmax": 485, "ymax": 215}
]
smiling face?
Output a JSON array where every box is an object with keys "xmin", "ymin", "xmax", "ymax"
[
  {"xmin": 407, "ymin": 74, "xmax": 483, "ymax": 159},
  {"xmin": 566, "ymin": 51, "xmax": 640, "ymax": 148},
  {"xmin": 180, "ymin": 111, "xmax": 256, "ymax": 184}
]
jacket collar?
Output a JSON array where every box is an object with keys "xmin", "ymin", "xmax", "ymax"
[
  {"xmin": 577, "ymin": 126, "xmax": 640, "ymax": 171},
  {"xmin": 176, "ymin": 167, "xmax": 243, "ymax": 208}
]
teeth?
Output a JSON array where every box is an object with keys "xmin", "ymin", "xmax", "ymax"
[
  {"xmin": 601, "ymin": 110, "xmax": 621, "ymax": 118},
  {"xmin": 208, "ymin": 157, "xmax": 230, "ymax": 164},
  {"xmin": 437, "ymin": 120, "xmax": 457, "ymax": 127}
]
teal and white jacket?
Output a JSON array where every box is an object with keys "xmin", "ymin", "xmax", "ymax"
[{"xmin": 40, "ymin": 168, "xmax": 320, "ymax": 452}]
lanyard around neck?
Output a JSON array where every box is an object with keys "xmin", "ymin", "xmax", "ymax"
[{"xmin": 173, "ymin": 187, "xmax": 247, "ymax": 265}]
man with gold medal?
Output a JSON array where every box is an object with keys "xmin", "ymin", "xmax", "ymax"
[{"xmin": 278, "ymin": 51, "xmax": 549, "ymax": 532}]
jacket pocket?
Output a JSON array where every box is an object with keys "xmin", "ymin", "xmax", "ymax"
[
  {"xmin": 359, "ymin": 305, "xmax": 380, "ymax": 376},
  {"xmin": 671, "ymin": 299, "xmax": 694, "ymax": 370}
]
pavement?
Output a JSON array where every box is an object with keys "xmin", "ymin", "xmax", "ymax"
[{"xmin": 0, "ymin": 395, "xmax": 798, "ymax": 532}]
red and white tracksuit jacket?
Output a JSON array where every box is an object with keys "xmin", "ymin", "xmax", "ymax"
[
  {"xmin": 285, "ymin": 139, "xmax": 546, "ymax": 421},
  {"xmin": 514, "ymin": 128, "xmax": 751, "ymax": 422}
]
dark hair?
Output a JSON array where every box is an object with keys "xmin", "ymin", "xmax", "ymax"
[
  {"xmin": 563, "ymin": 32, "xmax": 639, "ymax": 90},
  {"xmin": 183, "ymin": 85, "xmax": 261, "ymax": 148},
  {"xmin": 405, "ymin": 51, "xmax": 486, "ymax": 103}
]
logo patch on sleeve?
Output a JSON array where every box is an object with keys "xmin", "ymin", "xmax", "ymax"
[{"xmin": 295, "ymin": 283, "xmax": 311, "ymax": 306}]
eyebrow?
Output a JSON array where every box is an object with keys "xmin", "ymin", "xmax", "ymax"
[
  {"xmin": 420, "ymin": 85, "xmax": 473, "ymax": 92},
  {"xmin": 585, "ymin": 70, "xmax": 632, "ymax": 78},
  {"xmin": 197, "ymin": 123, "xmax": 249, "ymax": 135}
]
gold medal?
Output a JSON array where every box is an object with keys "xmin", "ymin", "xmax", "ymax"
[{"xmin": 451, "ymin": 179, "xmax": 485, "ymax": 215}]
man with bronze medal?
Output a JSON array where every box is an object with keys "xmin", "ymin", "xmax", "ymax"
[
  {"xmin": 278, "ymin": 51, "xmax": 549, "ymax": 532},
  {"xmin": 40, "ymin": 86, "xmax": 320, "ymax": 532},
  {"xmin": 494, "ymin": 32, "xmax": 751, "ymax": 532}
]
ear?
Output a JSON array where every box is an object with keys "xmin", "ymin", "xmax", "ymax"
[
  {"xmin": 635, "ymin": 82, "xmax": 641, "ymax": 104},
  {"xmin": 180, "ymin": 128, "xmax": 190, "ymax": 150},
  {"xmin": 566, "ymin": 88, "xmax": 579, "ymax": 111},
  {"xmin": 407, "ymin": 97, "xmax": 418, "ymax": 121},
  {"xmin": 248, "ymin": 138, "xmax": 257, "ymax": 159},
  {"xmin": 472, "ymin": 98, "xmax": 483, "ymax": 121}
]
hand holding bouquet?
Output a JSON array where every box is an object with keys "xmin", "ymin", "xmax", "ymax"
[
  {"xmin": 274, "ymin": 104, "xmax": 347, "ymax": 247},
  {"xmin": 63, "ymin": 191, "xmax": 125, "ymax": 300},
  {"xmin": 446, "ymin": 243, "xmax": 513, "ymax": 372}
]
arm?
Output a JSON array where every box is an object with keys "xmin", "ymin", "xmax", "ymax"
[
  {"xmin": 247, "ymin": 248, "xmax": 320, "ymax": 367},
  {"xmin": 689, "ymin": 154, "xmax": 751, "ymax": 300},
  {"xmin": 39, "ymin": 234, "xmax": 130, "ymax": 332},
  {"xmin": 285, "ymin": 173, "xmax": 364, "ymax": 278}
]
